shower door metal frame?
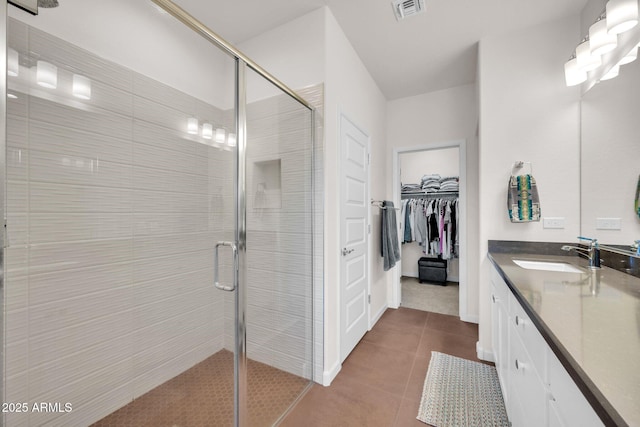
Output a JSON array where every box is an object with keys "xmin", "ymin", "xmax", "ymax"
[
  {"xmin": 148, "ymin": 2, "xmax": 315, "ymax": 427},
  {"xmin": 0, "ymin": 1, "xmax": 315, "ymax": 425},
  {"xmin": 0, "ymin": 3, "xmax": 7, "ymax": 425}
]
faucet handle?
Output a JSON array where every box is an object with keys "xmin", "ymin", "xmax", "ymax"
[{"xmin": 578, "ymin": 236, "xmax": 598, "ymax": 247}]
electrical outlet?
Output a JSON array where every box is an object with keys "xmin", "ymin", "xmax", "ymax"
[
  {"xmin": 596, "ymin": 218, "xmax": 622, "ymax": 230},
  {"xmin": 543, "ymin": 217, "xmax": 565, "ymax": 229}
]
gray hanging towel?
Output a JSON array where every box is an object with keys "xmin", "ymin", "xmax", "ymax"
[
  {"xmin": 635, "ymin": 174, "xmax": 640, "ymax": 219},
  {"xmin": 507, "ymin": 174, "xmax": 541, "ymax": 222},
  {"xmin": 381, "ymin": 201, "xmax": 401, "ymax": 271}
]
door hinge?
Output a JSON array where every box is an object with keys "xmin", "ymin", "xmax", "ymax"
[
  {"xmin": 368, "ymin": 224, "xmax": 371, "ymax": 234},
  {"xmin": 367, "ymin": 153, "xmax": 371, "ymax": 165},
  {"xmin": 368, "ymin": 294, "xmax": 371, "ymax": 304}
]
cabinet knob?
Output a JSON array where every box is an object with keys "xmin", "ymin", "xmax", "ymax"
[
  {"xmin": 515, "ymin": 359, "xmax": 521, "ymax": 370},
  {"xmin": 515, "ymin": 315, "xmax": 522, "ymax": 326},
  {"xmin": 492, "ymin": 294, "xmax": 497, "ymax": 303}
]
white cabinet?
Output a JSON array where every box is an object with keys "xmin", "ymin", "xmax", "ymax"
[
  {"xmin": 490, "ymin": 268, "xmax": 510, "ymax": 405},
  {"xmin": 546, "ymin": 350, "xmax": 603, "ymax": 427},
  {"xmin": 490, "ymin": 264, "xmax": 603, "ymax": 427}
]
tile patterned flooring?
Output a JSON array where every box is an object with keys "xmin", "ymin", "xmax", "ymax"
[
  {"xmin": 281, "ymin": 307, "xmax": 483, "ymax": 427},
  {"xmin": 92, "ymin": 308, "xmax": 480, "ymax": 427},
  {"xmin": 92, "ymin": 350, "xmax": 309, "ymax": 427}
]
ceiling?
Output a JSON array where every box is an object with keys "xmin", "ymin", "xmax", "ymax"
[{"xmin": 174, "ymin": 0, "xmax": 588, "ymax": 100}]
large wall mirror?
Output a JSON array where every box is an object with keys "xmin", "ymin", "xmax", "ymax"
[{"xmin": 581, "ymin": 57, "xmax": 640, "ymax": 246}]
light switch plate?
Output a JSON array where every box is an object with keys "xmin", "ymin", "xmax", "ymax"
[
  {"xmin": 596, "ymin": 218, "xmax": 622, "ymax": 230},
  {"xmin": 543, "ymin": 217, "xmax": 565, "ymax": 229}
]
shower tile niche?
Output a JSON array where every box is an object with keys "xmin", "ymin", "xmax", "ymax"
[{"xmin": 252, "ymin": 158, "xmax": 282, "ymax": 210}]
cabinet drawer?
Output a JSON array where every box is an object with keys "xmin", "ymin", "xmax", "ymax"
[
  {"xmin": 547, "ymin": 351, "xmax": 603, "ymax": 427},
  {"xmin": 509, "ymin": 291, "xmax": 546, "ymax": 376},
  {"xmin": 508, "ymin": 322, "xmax": 546, "ymax": 427},
  {"xmin": 490, "ymin": 267, "xmax": 510, "ymax": 305}
]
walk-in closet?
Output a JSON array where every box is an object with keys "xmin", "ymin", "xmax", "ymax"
[{"xmin": 398, "ymin": 147, "xmax": 461, "ymax": 316}]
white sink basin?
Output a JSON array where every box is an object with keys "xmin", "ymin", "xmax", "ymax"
[{"xmin": 513, "ymin": 259, "xmax": 584, "ymax": 273}]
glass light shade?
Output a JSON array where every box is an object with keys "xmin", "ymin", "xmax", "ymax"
[
  {"xmin": 187, "ymin": 117, "xmax": 199, "ymax": 135},
  {"xmin": 36, "ymin": 60, "xmax": 57, "ymax": 89},
  {"xmin": 8, "ymin": 48, "xmax": 19, "ymax": 77},
  {"xmin": 202, "ymin": 123, "xmax": 213, "ymax": 139},
  {"xmin": 589, "ymin": 18, "xmax": 617, "ymax": 56},
  {"xmin": 227, "ymin": 133, "xmax": 237, "ymax": 147},
  {"xmin": 72, "ymin": 75, "xmax": 91, "ymax": 100},
  {"xmin": 606, "ymin": 0, "xmax": 639, "ymax": 34},
  {"xmin": 576, "ymin": 39, "xmax": 602, "ymax": 71},
  {"xmin": 619, "ymin": 45, "xmax": 638, "ymax": 64},
  {"xmin": 215, "ymin": 128, "xmax": 226, "ymax": 143},
  {"xmin": 564, "ymin": 57, "xmax": 587, "ymax": 86},
  {"xmin": 601, "ymin": 65, "xmax": 620, "ymax": 80}
]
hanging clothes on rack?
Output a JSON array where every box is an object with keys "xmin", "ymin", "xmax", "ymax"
[{"xmin": 401, "ymin": 194, "xmax": 459, "ymax": 260}]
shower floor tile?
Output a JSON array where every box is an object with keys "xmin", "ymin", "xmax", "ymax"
[{"xmin": 91, "ymin": 350, "xmax": 309, "ymax": 427}]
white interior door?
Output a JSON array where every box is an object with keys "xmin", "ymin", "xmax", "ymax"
[{"xmin": 339, "ymin": 114, "xmax": 369, "ymax": 362}]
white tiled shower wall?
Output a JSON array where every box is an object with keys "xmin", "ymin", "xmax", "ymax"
[{"xmin": 3, "ymin": 18, "xmax": 317, "ymax": 426}]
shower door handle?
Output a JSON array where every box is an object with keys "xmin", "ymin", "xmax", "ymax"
[{"xmin": 214, "ymin": 241, "xmax": 237, "ymax": 292}]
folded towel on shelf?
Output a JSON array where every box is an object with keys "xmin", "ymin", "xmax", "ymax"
[
  {"xmin": 381, "ymin": 201, "xmax": 401, "ymax": 271},
  {"xmin": 507, "ymin": 174, "xmax": 541, "ymax": 222}
]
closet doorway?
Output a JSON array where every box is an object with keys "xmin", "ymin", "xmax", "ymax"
[{"xmin": 391, "ymin": 140, "xmax": 468, "ymax": 320}]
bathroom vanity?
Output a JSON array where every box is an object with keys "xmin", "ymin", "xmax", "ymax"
[{"xmin": 488, "ymin": 242, "xmax": 640, "ymax": 427}]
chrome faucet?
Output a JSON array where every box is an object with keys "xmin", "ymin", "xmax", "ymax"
[{"xmin": 561, "ymin": 237, "xmax": 600, "ymax": 269}]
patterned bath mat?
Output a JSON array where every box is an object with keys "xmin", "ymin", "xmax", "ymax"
[{"xmin": 417, "ymin": 352, "xmax": 509, "ymax": 427}]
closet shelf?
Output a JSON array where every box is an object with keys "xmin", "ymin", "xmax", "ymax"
[{"xmin": 401, "ymin": 191, "xmax": 459, "ymax": 200}]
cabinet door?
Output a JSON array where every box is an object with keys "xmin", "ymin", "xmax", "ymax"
[
  {"xmin": 491, "ymin": 270, "xmax": 510, "ymax": 402},
  {"xmin": 509, "ymin": 322, "xmax": 547, "ymax": 427},
  {"xmin": 548, "ymin": 397, "xmax": 567, "ymax": 427},
  {"xmin": 547, "ymin": 351, "xmax": 604, "ymax": 427}
]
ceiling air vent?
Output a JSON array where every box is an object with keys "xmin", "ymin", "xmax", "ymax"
[{"xmin": 392, "ymin": 0, "xmax": 425, "ymax": 20}]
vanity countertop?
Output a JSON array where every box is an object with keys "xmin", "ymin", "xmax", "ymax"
[{"xmin": 488, "ymin": 250, "xmax": 640, "ymax": 427}]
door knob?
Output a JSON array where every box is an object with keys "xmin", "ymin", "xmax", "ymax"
[{"xmin": 342, "ymin": 247, "xmax": 355, "ymax": 256}]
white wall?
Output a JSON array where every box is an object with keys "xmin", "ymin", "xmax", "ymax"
[
  {"xmin": 238, "ymin": 8, "xmax": 325, "ymax": 102},
  {"xmin": 399, "ymin": 148, "xmax": 460, "ymax": 280},
  {"xmin": 324, "ymin": 8, "xmax": 388, "ymax": 383},
  {"xmin": 477, "ymin": 15, "xmax": 582, "ymax": 358},
  {"xmin": 9, "ymin": 0, "xmax": 235, "ymax": 109},
  {"xmin": 387, "ymin": 84, "xmax": 479, "ymax": 320}
]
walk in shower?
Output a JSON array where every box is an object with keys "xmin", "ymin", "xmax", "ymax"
[{"xmin": 2, "ymin": 0, "xmax": 316, "ymax": 425}]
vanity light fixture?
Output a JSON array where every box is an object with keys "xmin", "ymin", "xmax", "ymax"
[
  {"xmin": 227, "ymin": 133, "xmax": 237, "ymax": 147},
  {"xmin": 8, "ymin": 48, "xmax": 19, "ymax": 77},
  {"xmin": 590, "ymin": 14, "xmax": 618, "ymax": 56},
  {"xmin": 606, "ymin": 0, "xmax": 638, "ymax": 34},
  {"xmin": 564, "ymin": 53, "xmax": 588, "ymax": 86},
  {"xmin": 601, "ymin": 64, "xmax": 620, "ymax": 80},
  {"xmin": 202, "ymin": 123, "xmax": 213, "ymax": 139},
  {"xmin": 576, "ymin": 37, "xmax": 602, "ymax": 72},
  {"xmin": 618, "ymin": 45, "xmax": 638, "ymax": 64},
  {"xmin": 187, "ymin": 117, "xmax": 199, "ymax": 135},
  {"xmin": 36, "ymin": 60, "xmax": 57, "ymax": 89},
  {"xmin": 215, "ymin": 127, "xmax": 226, "ymax": 143},
  {"xmin": 72, "ymin": 74, "xmax": 91, "ymax": 100}
]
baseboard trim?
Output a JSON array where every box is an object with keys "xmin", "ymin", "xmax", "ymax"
[
  {"xmin": 476, "ymin": 341, "xmax": 495, "ymax": 362},
  {"xmin": 460, "ymin": 313, "xmax": 479, "ymax": 324},
  {"xmin": 369, "ymin": 303, "xmax": 387, "ymax": 329},
  {"xmin": 322, "ymin": 360, "xmax": 341, "ymax": 386}
]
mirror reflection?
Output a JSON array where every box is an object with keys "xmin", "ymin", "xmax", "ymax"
[{"xmin": 580, "ymin": 56, "xmax": 640, "ymax": 246}]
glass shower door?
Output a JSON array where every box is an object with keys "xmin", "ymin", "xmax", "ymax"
[
  {"xmin": 4, "ymin": 1, "xmax": 238, "ymax": 425},
  {"xmin": 240, "ymin": 66, "xmax": 315, "ymax": 426}
]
